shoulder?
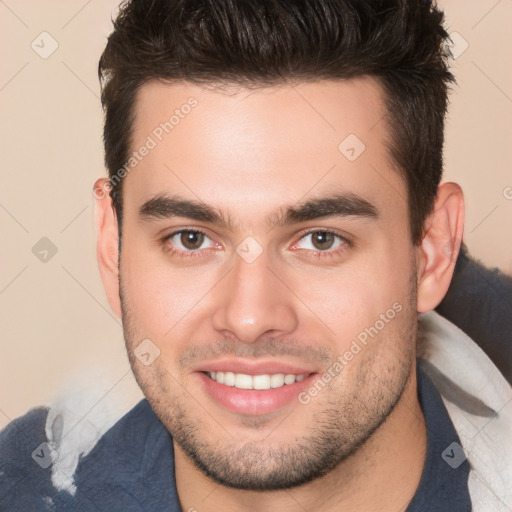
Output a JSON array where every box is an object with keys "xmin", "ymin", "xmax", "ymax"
[
  {"xmin": 0, "ymin": 399, "xmax": 169, "ymax": 511},
  {"xmin": 67, "ymin": 399, "xmax": 177, "ymax": 511},
  {"xmin": 418, "ymin": 311, "xmax": 512, "ymax": 511},
  {"xmin": 0, "ymin": 406, "xmax": 55, "ymax": 511}
]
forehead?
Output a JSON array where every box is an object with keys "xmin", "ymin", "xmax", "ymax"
[{"xmin": 124, "ymin": 78, "xmax": 406, "ymax": 228}]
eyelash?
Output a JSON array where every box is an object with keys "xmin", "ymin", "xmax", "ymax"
[{"xmin": 161, "ymin": 228, "xmax": 351, "ymax": 259}]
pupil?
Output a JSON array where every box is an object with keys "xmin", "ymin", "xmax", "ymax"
[
  {"xmin": 181, "ymin": 231, "xmax": 204, "ymax": 250},
  {"xmin": 313, "ymin": 232, "xmax": 334, "ymax": 250}
]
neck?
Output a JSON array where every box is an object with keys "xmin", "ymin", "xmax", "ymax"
[{"xmin": 175, "ymin": 365, "xmax": 426, "ymax": 512}]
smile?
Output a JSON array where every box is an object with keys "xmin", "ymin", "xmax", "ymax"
[{"xmin": 199, "ymin": 369, "xmax": 317, "ymax": 415}]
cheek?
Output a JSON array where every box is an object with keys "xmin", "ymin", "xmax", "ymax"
[
  {"xmin": 120, "ymin": 243, "xmax": 222, "ymax": 344},
  {"xmin": 286, "ymin": 256, "xmax": 412, "ymax": 342},
  {"xmin": 121, "ymin": 266, "xmax": 173, "ymax": 337}
]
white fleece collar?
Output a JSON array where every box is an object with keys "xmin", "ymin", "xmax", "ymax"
[{"xmin": 418, "ymin": 311, "xmax": 512, "ymax": 511}]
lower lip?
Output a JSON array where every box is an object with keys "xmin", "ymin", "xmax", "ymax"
[{"xmin": 197, "ymin": 372, "xmax": 317, "ymax": 416}]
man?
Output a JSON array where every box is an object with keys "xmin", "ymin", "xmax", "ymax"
[{"xmin": 1, "ymin": 1, "xmax": 511, "ymax": 511}]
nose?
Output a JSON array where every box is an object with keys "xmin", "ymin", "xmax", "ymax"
[{"xmin": 210, "ymin": 250, "xmax": 299, "ymax": 344}]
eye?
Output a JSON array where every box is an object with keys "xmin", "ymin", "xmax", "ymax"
[
  {"xmin": 163, "ymin": 229, "xmax": 218, "ymax": 256},
  {"xmin": 293, "ymin": 230, "xmax": 348, "ymax": 256}
]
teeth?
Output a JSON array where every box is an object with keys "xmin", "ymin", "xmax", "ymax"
[
  {"xmin": 208, "ymin": 372, "xmax": 308, "ymax": 390},
  {"xmin": 253, "ymin": 374, "xmax": 270, "ymax": 390},
  {"xmin": 284, "ymin": 374, "xmax": 296, "ymax": 385},
  {"xmin": 224, "ymin": 372, "xmax": 235, "ymax": 386},
  {"xmin": 270, "ymin": 374, "xmax": 285, "ymax": 388},
  {"xmin": 234, "ymin": 373, "xmax": 252, "ymax": 389}
]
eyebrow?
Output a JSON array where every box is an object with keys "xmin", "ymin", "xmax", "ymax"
[{"xmin": 139, "ymin": 192, "xmax": 378, "ymax": 229}]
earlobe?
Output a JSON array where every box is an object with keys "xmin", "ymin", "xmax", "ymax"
[
  {"xmin": 416, "ymin": 182, "xmax": 465, "ymax": 313},
  {"xmin": 93, "ymin": 178, "xmax": 122, "ymax": 318}
]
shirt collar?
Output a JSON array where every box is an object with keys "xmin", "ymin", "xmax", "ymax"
[{"xmin": 405, "ymin": 361, "xmax": 471, "ymax": 511}]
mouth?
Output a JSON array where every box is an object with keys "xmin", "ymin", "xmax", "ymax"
[{"xmin": 194, "ymin": 361, "xmax": 318, "ymax": 416}]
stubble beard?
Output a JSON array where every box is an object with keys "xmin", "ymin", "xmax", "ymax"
[{"xmin": 119, "ymin": 269, "xmax": 418, "ymax": 491}]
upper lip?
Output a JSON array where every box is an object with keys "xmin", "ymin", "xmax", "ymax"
[{"xmin": 192, "ymin": 358, "xmax": 319, "ymax": 376}]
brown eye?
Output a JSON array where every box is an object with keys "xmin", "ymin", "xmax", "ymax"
[
  {"xmin": 310, "ymin": 232, "xmax": 335, "ymax": 250},
  {"xmin": 179, "ymin": 230, "xmax": 205, "ymax": 250},
  {"xmin": 294, "ymin": 230, "xmax": 347, "ymax": 255},
  {"xmin": 163, "ymin": 229, "xmax": 218, "ymax": 259}
]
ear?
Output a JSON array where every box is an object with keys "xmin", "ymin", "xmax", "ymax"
[
  {"xmin": 416, "ymin": 182, "xmax": 465, "ymax": 313},
  {"xmin": 93, "ymin": 178, "xmax": 122, "ymax": 318}
]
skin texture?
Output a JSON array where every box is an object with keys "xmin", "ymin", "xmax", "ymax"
[{"xmin": 94, "ymin": 77, "xmax": 464, "ymax": 512}]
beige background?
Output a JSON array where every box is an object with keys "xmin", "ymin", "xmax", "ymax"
[{"xmin": 1, "ymin": 0, "xmax": 511, "ymax": 426}]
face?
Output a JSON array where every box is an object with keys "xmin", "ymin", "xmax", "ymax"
[{"xmin": 118, "ymin": 78, "xmax": 419, "ymax": 490}]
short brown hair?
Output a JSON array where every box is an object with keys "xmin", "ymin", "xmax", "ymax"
[{"xmin": 99, "ymin": 0, "xmax": 454, "ymax": 244}]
